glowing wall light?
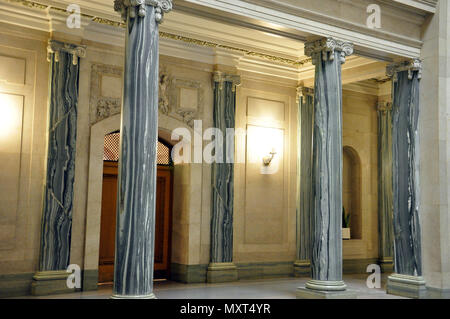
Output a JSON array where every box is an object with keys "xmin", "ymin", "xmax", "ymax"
[
  {"xmin": 0, "ymin": 93, "xmax": 23, "ymax": 141},
  {"xmin": 247, "ymin": 125, "xmax": 284, "ymax": 175}
]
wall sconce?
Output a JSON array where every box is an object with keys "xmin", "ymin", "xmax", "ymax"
[
  {"xmin": 262, "ymin": 148, "xmax": 277, "ymax": 166},
  {"xmin": 246, "ymin": 126, "xmax": 283, "ymax": 175}
]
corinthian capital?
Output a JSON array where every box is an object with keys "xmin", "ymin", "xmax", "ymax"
[
  {"xmin": 114, "ymin": 0, "xmax": 172, "ymax": 23},
  {"xmin": 386, "ymin": 58, "xmax": 422, "ymax": 80},
  {"xmin": 304, "ymin": 37, "xmax": 354, "ymax": 64}
]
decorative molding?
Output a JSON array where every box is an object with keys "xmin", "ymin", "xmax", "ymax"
[
  {"xmin": 47, "ymin": 40, "xmax": 86, "ymax": 65},
  {"xmin": 305, "ymin": 37, "xmax": 354, "ymax": 64},
  {"xmin": 90, "ymin": 64, "xmax": 203, "ymax": 128},
  {"xmin": 114, "ymin": 0, "xmax": 173, "ymax": 23},
  {"xmin": 1, "ymin": 0, "xmax": 311, "ymax": 67},
  {"xmin": 391, "ymin": 0, "xmax": 437, "ymax": 13},
  {"xmin": 171, "ymin": 77, "xmax": 204, "ymax": 128},
  {"xmin": 89, "ymin": 63, "xmax": 123, "ymax": 125},
  {"xmin": 159, "ymin": 32, "xmax": 311, "ymax": 67},
  {"xmin": 158, "ymin": 71, "xmax": 170, "ymax": 115},
  {"xmin": 386, "ymin": 58, "xmax": 423, "ymax": 80}
]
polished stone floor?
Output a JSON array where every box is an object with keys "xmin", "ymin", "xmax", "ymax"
[{"xmin": 10, "ymin": 274, "xmax": 406, "ymax": 299}]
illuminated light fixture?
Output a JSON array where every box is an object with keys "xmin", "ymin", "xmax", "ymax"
[
  {"xmin": 247, "ymin": 126, "xmax": 283, "ymax": 175},
  {"xmin": 262, "ymin": 148, "xmax": 277, "ymax": 166},
  {"xmin": 0, "ymin": 93, "xmax": 22, "ymax": 139}
]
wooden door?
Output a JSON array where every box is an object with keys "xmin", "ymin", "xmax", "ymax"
[
  {"xmin": 154, "ymin": 166, "xmax": 173, "ymax": 279},
  {"xmin": 98, "ymin": 162, "xmax": 118, "ymax": 283},
  {"xmin": 98, "ymin": 162, "xmax": 173, "ymax": 283}
]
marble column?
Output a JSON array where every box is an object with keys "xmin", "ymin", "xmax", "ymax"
[
  {"xmin": 294, "ymin": 87, "xmax": 314, "ymax": 277},
  {"xmin": 32, "ymin": 40, "xmax": 85, "ymax": 296},
  {"xmin": 377, "ymin": 101, "xmax": 394, "ymax": 273},
  {"xmin": 111, "ymin": 0, "xmax": 172, "ymax": 299},
  {"xmin": 207, "ymin": 71, "xmax": 241, "ymax": 283},
  {"xmin": 386, "ymin": 59, "xmax": 426, "ymax": 298},
  {"xmin": 297, "ymin": 37, "xmax": 356, "ymax": 299}
]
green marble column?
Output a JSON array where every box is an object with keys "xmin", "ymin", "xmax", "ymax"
[
  {"xmin": 32, "ymin": 40, "xmax": 86, "ymax": 296},
  {"xmin": 297, "ymin": 37, "xmax": 356, "ymax": 299},
  {"xmin": 386, "ymin": 59, "xmax": 426, "ymax": 299},
  {"xmin": 207, "ymin": 71, "xmax": 241, "ymax": 283},
  {"xmin": 112, "ymin": 0, "xmax": 172, "ymax": 299},
  {"xmin": 377, "ymin": 101, "xmax": 394, "ymax": 273},
  {"xmin": 294, "ymin": 87, "xmax": 314, "ymax": 277}
]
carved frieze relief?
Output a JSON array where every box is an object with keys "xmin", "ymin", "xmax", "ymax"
[
  {"xmin": 90, "ymin": 63, "xmax": 204, "ymax": 128},
  {"xmin": 90, "ymin": 63, "xmax": 123, "ymax": 125}
]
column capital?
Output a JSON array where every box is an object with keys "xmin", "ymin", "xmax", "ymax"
[
  {"xmin": 386, "ymin": 58, "xmax": 422, "ymax": 80},
  {"xmin": 297, "ymin": 86, "xmax": 315, "ymax": 98},
  {"xmin": 213, "ymin": 71, "xmax": 241, "ymax": 91},
  {"xmin": 304, "ymin": 37, "xmax": 354, "ymax": 64},
  {"xmin": 377, "ymin": 101, "xmax": 392, "ymax": 113},
  {"xmin": 47, "ymin": 40, "xmax": 86, "ymax": 65},
  {"xmin": 296, "ymin": 86, "xmax": 314, "ymax": 104},
  {"xmin": 114, "ymin": 0, "xmax": 173, "ymax": 23}
]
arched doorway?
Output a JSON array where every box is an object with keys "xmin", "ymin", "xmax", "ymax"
[
  {"xmin": 342, "ymin": 145, "xmax": 362, "ymax": 240},
  {"xmin": 98, "ymin": 131, "xmax": 174, "ymax": 283}
]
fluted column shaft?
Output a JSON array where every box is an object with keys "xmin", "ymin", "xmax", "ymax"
[
  {"xmin": 39, "ymin": 40, "xmax": 85, "ymax": 271},
  {"xmin": 377, "ymin": 101, "xmax": 394, "ymax": 271},
  {"xmin": 304, "ymin": 37, "xmax": 353, "ymax": 292},
  {"xmin": 295, "ymin": 87, "xmax": 314, "ymax": 275},
  {"xmin": 112, "ymin": 0, "xmax": 172, "ymax": 298}
]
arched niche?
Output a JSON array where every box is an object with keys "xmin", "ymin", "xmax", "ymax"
[{"xmin": 342, "ymin": 145, "xmax": 362, "ymax": 240}]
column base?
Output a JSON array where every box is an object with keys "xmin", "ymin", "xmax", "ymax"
[
  {"xmin": 293, "ymin": 260, "xmax": 310, "ymax": 277},
  {"xmin": 31, "ymin": 271, "xmax": 77, "ymax": 296},
  {"xmin": 297, "ymin": 279, "xmax": 357, "ymax": 299},
  {"xmin": 387, "ymin": 273, "xmax": 427, "ymax": 299},
  {"xmin": 111, "ymin": 293, "xmax": 156, "ymax": 299},
  {"xmin": 206, "ymin": 262, "xmax": 238, "ymax": 283},
  {"xmin": 378, "ymin": 258, "xmax": 394, "ymax": 273}
]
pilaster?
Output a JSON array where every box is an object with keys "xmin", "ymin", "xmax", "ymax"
[
  {"xmin": 377, "ymin": 101, "xmax": 395, "ymax": 273},
  {"xmin": 207, "ymin": 71, "xmax": 240, "ymax": 283},
  {"xmin": 294, "ymin": 86, "xmax": 314, "ymax": 277},
  {"xmin": 33, "ymin": 40, "xmax": 85, "ymax": 296}
]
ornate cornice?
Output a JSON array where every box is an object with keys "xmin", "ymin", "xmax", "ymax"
[
  {"xmin": 47, "ymin": 40, "xmax": 86, "ymax": 65},
  {"xmin": 114, "ymin": 0, "xmax": 172, "ymax": 23},
  {"xmin": 304, "ymin": 37, "xmax": 354, "ymax": 64},
  {"xmin": 386, "ymin": 58, "xmax": 422, "ymax": 80},
  {"xmin": 3, "ymin": 0, "xmax": 311, "ymax": 68}
]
